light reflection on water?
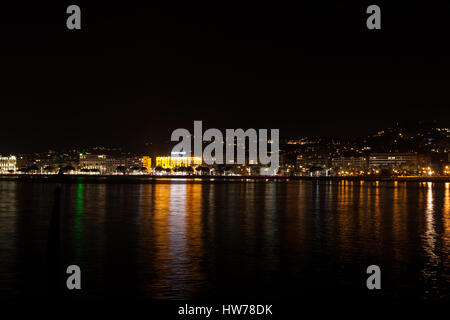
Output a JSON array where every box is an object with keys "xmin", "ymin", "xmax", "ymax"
[
  {"xmin": 423, "ymin": 183, "xmax": 439, "ymax": 282},
  {"xmin": 0, "ymin": 182, "xmax": 17, "ymax": 295},
  {"xmin": 0, "ymin": 180, "xmax": 449, "ymax": 300}
]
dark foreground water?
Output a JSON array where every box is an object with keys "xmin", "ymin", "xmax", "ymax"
[{"xmin": 0, "ymin": 179, "xmax": 449, "ymax": 301}]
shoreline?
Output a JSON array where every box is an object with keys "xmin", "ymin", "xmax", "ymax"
[{"xmin": 0, "ymin": 174, "xmax": 449, "ymax": 183}]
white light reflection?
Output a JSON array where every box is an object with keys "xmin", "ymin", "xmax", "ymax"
[{"xmin": 421, "ymin": 182, "xmax": 440, "ymax": 296}]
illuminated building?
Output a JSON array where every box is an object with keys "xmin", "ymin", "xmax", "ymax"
[
  {"xmin": 296, "ymin": 155, "xmax": 329, "ymax": 169},
  {"xmin": 260, "ymin": 166, "xmax": 279, "ymax": 175},
  {"xmin": 142, "ymin": 156, "xmax": 152, "ymax": 172},
  {"xmin": 0, "ymin": 156, "xmax": 17, "ymax": 173},
  {"xmin": 107, "ymin": 157, "xmax": 126, "ymax": 172},
  {"xmin": 79, "ymin": 153, "xmax": 151, "ymax": 174},
  {"xmin": 79, "ymin": 154, "xmax": 108, "ymax": 173},
  {"xmin": 444, "ymin": 165, "xmax": 450, "ymax": 175},
  {"xmin": 369, "ymin": 153, "xmax": 419, "ymax": 168},
  {"xmin": 155, "ymin": 156, "xmax": 202, "ymax": 169},
  {"xmin": 332, "ymin": 156, "xmax": 368, "ymax": 170},
  {"xmin": 124, "ymin": 156, "xmax": 146, "ymax": 170}
]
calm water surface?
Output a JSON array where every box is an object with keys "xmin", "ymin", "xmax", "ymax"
[{"xmin": 0, "ymin": 179, "xmax": 449, "ymax": 300}]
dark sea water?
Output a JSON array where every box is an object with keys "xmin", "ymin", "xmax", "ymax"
[{"xmin": 0, "ymin": 179, "xmax": 449, "ymax": 301}]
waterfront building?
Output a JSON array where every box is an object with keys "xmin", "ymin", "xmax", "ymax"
[
  {"xmin": 259, "ymin": 166, "xmax": 279, "ymax": 175},
  {"xmin": 369, "ymin": 153, "xmax": 419, "ymax": 168},
  {"xmin": 296, "ymin": 155, "xmax": 329, "ymax": 169},
  {"xmin": 295, "ymin": 155, "xmax": 330, "ymax": 176},
  {"xmin": 331, "ymin": 156, "xmax": 368, "ymax": 170},
  {"xmin": 142, "ymin": 156, "xmax": 152, "ymax": 172},
  {"xmin": 79, "ymin": 154, "xmax": 108, "ymax": 173},
  {"xmin": 15, "ymin": 155, "xmax": 30, "ymax": 169},
  {"xmin": 80, "ymin": 153, "xmax": 151, "ymax": 173},
  {"xmin": 0, "ymin": 155, "xmax": 16, "ymax": 173},
  {"xmin": 156, "ymin": 156, "xmax": 202, "ymax": 169},
  {"xmin": 123, "ymin": 156, "xmax": 143, "ymax": 169}
]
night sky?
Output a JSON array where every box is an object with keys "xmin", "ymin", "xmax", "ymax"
[{"xmin": 1, "ymin": 1, "xmax": 449, "ymax": 153}]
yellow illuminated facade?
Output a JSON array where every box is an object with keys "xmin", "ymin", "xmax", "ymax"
[
  {"xmin": 156, "ymin": 156, "xmax": 202, "ymax": 169},
  {"xmin": 143, "ymin": 156, "xmax": 152, "ymax": 172}
]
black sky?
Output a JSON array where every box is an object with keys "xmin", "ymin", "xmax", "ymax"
[{"xmin": 1, "ymin": 1, "xmax": 449, "ymax": 153}]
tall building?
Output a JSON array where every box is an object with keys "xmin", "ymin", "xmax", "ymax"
[{"xmin": 0, "ymin": 156, "xmax": 17, "ymax": 173}]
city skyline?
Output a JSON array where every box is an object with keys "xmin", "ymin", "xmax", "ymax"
[{"xmin": 1, "ymin": 119, "xmax": 448, "ymax": 178}]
